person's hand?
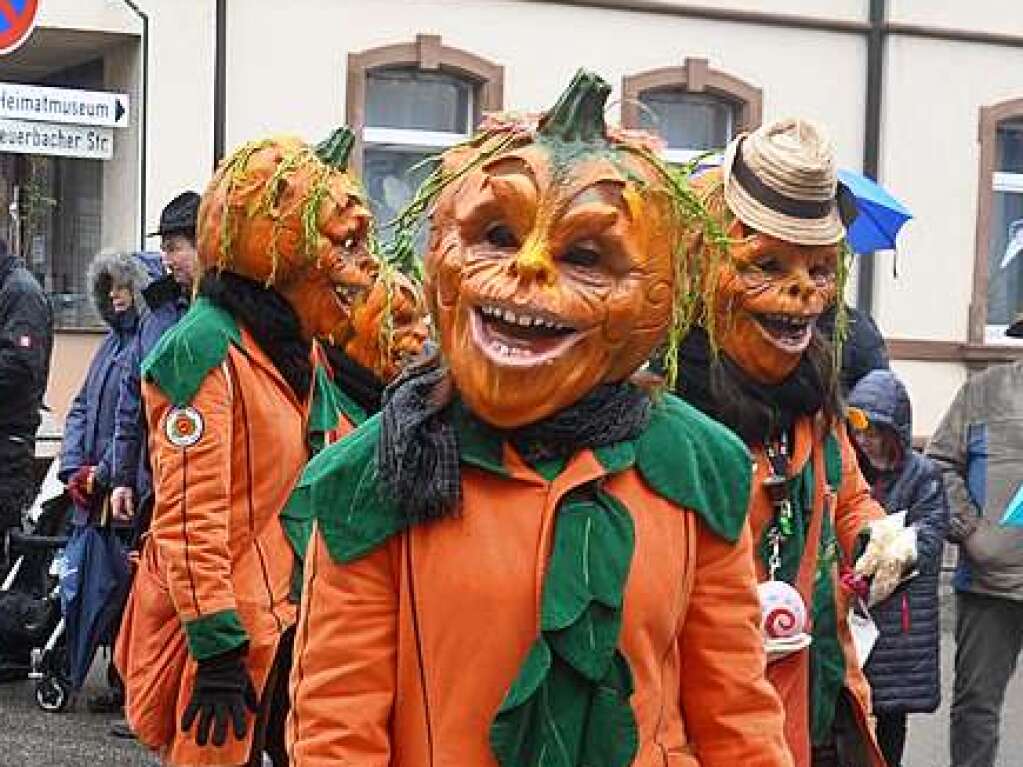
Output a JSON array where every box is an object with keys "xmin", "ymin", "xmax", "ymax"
[
  {"xmin": 854, "ymin": 515, "xmax": 918, "ymax": 606},
  {"xmin": 67, "ymin": 466, "xmax": 97, "ymax": 508},
  {"xmin": 110, "ymin": 486, "xmax": 135, "ymax": 521},
  {"xmin": 181, "ymin": 648, "xmax": 259, "ymax": 747}
]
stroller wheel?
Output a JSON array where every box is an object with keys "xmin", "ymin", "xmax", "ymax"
[{"xmin": 35, "ymin": 675, "xmax": 72, "ymax": 713}]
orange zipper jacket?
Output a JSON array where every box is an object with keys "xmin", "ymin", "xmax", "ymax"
[
  {"xmin": 285, "ymin": 396, "xmax": 793, "ymax": 766},
  {"xmin": 116, "ymin": 302, "xmax": 307, "ymax": 767}
]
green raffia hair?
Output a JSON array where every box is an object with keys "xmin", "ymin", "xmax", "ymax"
[
  {"xmin": 380, "ymin": 70, "xmax": 852, "ymax": 388},
  {"xmin": 380, "ymin": 69, "xmax": 736, "ymax": 389},
  {"xmin": 211, "ymin": 126, "xmax": 426, "ymax": 359}
]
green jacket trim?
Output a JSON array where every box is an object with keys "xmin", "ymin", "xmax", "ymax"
[
  {"xmin": 184, "ymin": 608, "xmax": 249, "ymax": 661},
  {"xmin": 307, "ymin": 363, "xmax": 368, "ymax": 455},
  {"xmin": 756, "ymin": 431, "xmax": 847, "ymax": 745},
  {"xmin": 490, "ymin": 489, "xmax": 639, "ymax": 765},
  {"xmin": 288, "ymin": 393, "xmax": 753, "ymax": 566},
  {"xmin": 629, "ymin": 394, "xmax": 752, "ymax": 543},
  {"xmin": 286, "ymin": 414, "xmax": 406, "ymax": 565},
  {"xmin": 141, "ymin": 298, "xmax": 241, "ymax": 407}
]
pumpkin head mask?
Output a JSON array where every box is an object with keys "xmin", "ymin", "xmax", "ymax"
[
  {"xmin": 420, "ymin": 71, "xmax": 684, "ymax": 428},
  {"xmin": 712, "ymin": 196, "xmax": 840, "ymax": 384},
  {"xmin": 198, "ymin": 127, "xmax": 427, "ymax": 381},
  {"xmin": 685, "ymin": 118, "xmax": 852, "ymax": 386}
]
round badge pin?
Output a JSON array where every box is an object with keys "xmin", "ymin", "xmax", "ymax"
[{"xmin": 165, "ymin": 407, "xmax": 204, "ymax": 448}]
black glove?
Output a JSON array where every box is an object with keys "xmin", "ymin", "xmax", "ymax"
[{"xmin": 181, "ymin": 646, "xmax": 259, "ymax": 747}]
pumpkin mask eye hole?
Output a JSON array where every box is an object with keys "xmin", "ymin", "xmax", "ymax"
[
  {"xmin": 485, "ymin": 223, "xmax": 520, "ymax": 250},
  {"xmin": 561, "ymin": 243, "xmax": 602, "ymax": 269},
  {"xmin": 810, "ymin": 264, "xmax": 835, "ymax": 282},
  {"xmin": 752, "ymin": 256, "xmax": 783, "ymax": 275}
]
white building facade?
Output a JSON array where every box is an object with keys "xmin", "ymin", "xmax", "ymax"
[{"xmin": 6, "ymin": 0, "xmax": 1023, "ymax": 438}]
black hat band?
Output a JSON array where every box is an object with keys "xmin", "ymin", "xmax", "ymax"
[{"xmin": 731, "ymin": 136, "xmax": 836, "ymax": 221}]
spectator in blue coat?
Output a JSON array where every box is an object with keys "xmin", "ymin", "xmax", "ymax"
[
  {"xmin": 59, "ymin": 250, "xmax": 151, "ymax": 523},
  {"xmin": 847, "ymin": 369, "xmax": 949, "ymax": 767},
  {"xmin": 110, "ymin": 191, "xmax": 198, "ymax": 537}
]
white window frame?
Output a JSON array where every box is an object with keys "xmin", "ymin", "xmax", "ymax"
[
  {"xmin": 640, "ymin": 91, "xmax": 735, "ymax": 166},
  {"xmin": 985, "ymin": 169, "xmax": 1023, "ymax": 343},
  {"xmin": 362, "ymin": 74, "xmax": 475, "ymax": 158}
]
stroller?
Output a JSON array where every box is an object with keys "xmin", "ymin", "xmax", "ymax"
[
  {"xmin": 0, "ymin": 458, "xmax": 131, "ymax": 713},
  {"xmin": 0, "ymin": 486, "xmax": 74, "ymax": 712}
]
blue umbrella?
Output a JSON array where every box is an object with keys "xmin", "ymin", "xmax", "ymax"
[
  {"xmin": 837, "ymin": 169, "xmax": 913, "ymax": 253},
  {"xmin": 59, "ymin": 525, "xmax": 130, "ymax": 690}
]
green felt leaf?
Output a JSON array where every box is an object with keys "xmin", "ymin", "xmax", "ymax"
[
  {"xmin": 491, "ymin": 486, "xmax": 638, "ymax": 767},
  {"xmin": 141, "ymin": 298, "xmax": 241, "ymax": 407}
]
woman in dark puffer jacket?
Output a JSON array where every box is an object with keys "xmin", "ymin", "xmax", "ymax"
[{"xmin": 847, "ymin": 369, "xmax": 949, "ymax": 767}]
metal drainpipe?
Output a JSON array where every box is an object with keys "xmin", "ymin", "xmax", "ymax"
[
  {"xmin": 118, "ymin": 0, "xmax": 148, "ymax": 250},
  {"xmin": 213, "ymin": 0, "xmax": 227, "ymax": 167},
  {"xmin": 857, "ymin": 0, "xmax": 886, "ymax": 315}
]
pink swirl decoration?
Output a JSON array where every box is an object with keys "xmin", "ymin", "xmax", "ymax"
[{"xmin": 764, "ymin": 606, "xmax": 799, "ymax": 638}]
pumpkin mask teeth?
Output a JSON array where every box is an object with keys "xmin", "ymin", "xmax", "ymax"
[{"xmin": 397, "ymin": 68, "xmax": 732, "ymax": 427}]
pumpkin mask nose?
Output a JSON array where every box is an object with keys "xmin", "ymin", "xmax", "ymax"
[{"xmin": 510, "ymin": 237, "xmax": 556, "ymax": 286}]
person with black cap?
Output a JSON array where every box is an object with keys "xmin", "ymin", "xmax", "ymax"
[
  {"xmin": 926, "ymin": 315, "xmax": 1023, "ymax": 767},
  {"xmin": 110, "ymin": 191, "xmax": 199, "ymax": 535},
  {"xmin": 95, "ymin": 193, "xmax": 198, "ymax": 729}
]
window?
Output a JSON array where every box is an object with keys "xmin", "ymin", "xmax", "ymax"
[
  {"xmin": 973, "ymin": 99, "xmax": 1023, "ymax": 344},
  {"xmin": 347, "ymin": 36, "xmax": 503, "ymax": 231},
  {"xmin": 0, "ymin": 58, "xmax": 104, "ymax": 329},
  {"xmin": 622, "ymin": 58, "xmax": 762, "ymax": 165},
  {"xmin": 985, "ymin": 119, "xmax": 1023, "ymax": 340},
  {"xmin": 362, "ymin": 68, "xmax": 475, "ymax": 226}
]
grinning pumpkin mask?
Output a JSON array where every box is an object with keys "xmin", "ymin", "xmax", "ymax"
[
  {"xmin": 710, "ymin": 189, "xmax": 840, "ymax": 384},
  {"xmin": 684, "ymin": 117, "xmax": 853, "ymax": 386},
  {"xmin": 421, "ymin": 71, "xmax": 682, "ymax": 429},
  {"xmin": 198, "ymin": 127, "xmax": 427, "ymax": 381}
]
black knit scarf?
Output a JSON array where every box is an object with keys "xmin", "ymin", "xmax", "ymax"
[
  {"xmin": 199, "ymin": 271, "xmax": 312, "ymax": 399},
  {"xmin": 673, "ymin": 327, "xmax": 837, "ymax": 446},
  {"xmin": 377, "ymin": 354, "xmax": 651, "ymax": 524},
  {"xmin": 321, "ymin": 343, "xmax": 385, "ymax": 416}
]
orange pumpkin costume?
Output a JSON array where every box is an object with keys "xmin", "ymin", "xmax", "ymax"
[
  {"xmin": 116, "ymin": 126, "xmax": 426, "ymax": 766},
  {"xmin": 749, "ymin": 419, "xmax": 885, "ymax": 767},
  {"xmin": 286, "ymin": 71, "xmax": 790, "ymax": 766},
  {"xmin": 116, "ymin": 308, "xmax": 306, "ymax": 766},
  {"xmin": 670, "ymin": 119, "xmax": 888, "ymax": 766},
  {"xmin": 287, "ymin": 398, "xmax": 791, "ymax": 766}
]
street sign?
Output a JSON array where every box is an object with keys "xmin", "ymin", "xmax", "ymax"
[
  {"xmin": 0, "ymin": 82, "xmax": 130, "ymax": 128},
  {"xmin": 0, "ymin": 0, "xmax": 39, "ymax": 56},
  {"xmin": 0, "ymin": 118, "xmax": 114, "ymax": 160}
]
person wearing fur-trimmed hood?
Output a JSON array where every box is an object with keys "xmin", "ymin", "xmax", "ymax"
[{"xmin": 60, "ymin": 250, "xmax": 152, "ymax": 520}]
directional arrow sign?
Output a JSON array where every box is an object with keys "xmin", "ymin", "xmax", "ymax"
[{"xmin": 0, "ymin": 82, "xmax": 130, "ymax": 129}]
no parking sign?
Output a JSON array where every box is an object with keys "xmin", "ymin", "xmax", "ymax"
[{"xmin": 0, "ymin": 0, "xmax": 39, "ymax": 56}]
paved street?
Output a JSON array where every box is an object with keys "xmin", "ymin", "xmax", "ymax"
[
  {"xmin": 0, "ymin": 656, "xmax": 157, "ymax": 767},
  {"xmin": 1, "ymin": 577, "xmax": 1020, "ymax": 766}
]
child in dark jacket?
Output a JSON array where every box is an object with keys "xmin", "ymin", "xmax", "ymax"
[{"xmin": 847, "ymin": 369, "xmax": 949, "ymax": 767}]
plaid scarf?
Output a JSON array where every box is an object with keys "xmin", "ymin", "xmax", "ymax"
[{"xmin": 377, "ymin": 354, "xmax": 651, "ymax": 524}]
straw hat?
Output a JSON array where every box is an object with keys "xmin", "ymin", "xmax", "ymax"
[{"xmin": 722, "ymin": 117, "xmax": 849, "ymax": 246}]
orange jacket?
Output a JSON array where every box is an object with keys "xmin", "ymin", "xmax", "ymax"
[
  {"xmin": 116, "ymin": 304, "xmax": 307, "ymax": 767},
  {"xmin": 749, "ymin": 417, "xmax": 886, "ymax": 767},
  {"xmin": 286, "ymin": 398, "xmax": 793, "ymax": 766}
]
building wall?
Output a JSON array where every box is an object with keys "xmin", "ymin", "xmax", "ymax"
[
  {"xmin": 875, "ymin": 35, "xmax": 1023, "ymax": 343},
  {"xmin": 19, "ymin": 0, "xmax": 215, "ymax": 424},
  {"xmin": 225, "ymin": 0, "xmax": 866, "ymax": 174},
  {"xmin": 17, "ymin": 0, "xmax": 1023, "ymax": 437}
]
